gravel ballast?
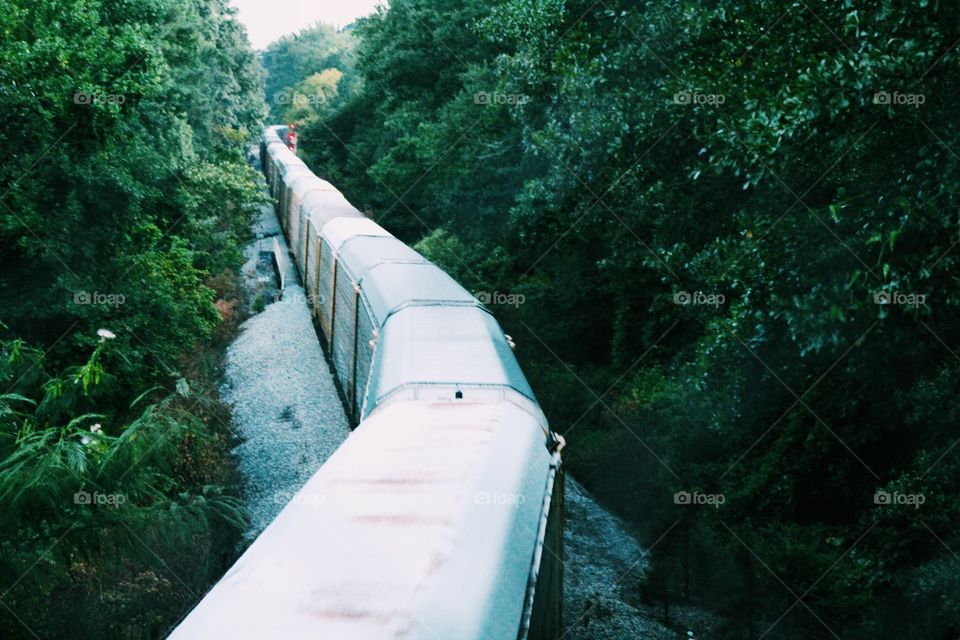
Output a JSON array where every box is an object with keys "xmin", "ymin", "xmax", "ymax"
[
  {"xmin": 563, "ymin": 477, "xmax": 713, "ymax": 639},
  {"xmin": 223, "ymin": 198, "xmax": 350, "ymax": 538}
]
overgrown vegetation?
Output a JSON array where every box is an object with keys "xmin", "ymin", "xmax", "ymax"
[
  {"xmin": 261, "ymin": 23, "xmax": 358, "ymax": 123},
  {"xmin": 0, "ymin": 0, "xmax": 266, "ymax": 636},
  {"xmin": 284, "ymin": 2, "xmax": 960, "ymax": 638},
  {"xmin": 0, "ymin": 337, "xmax": 243, "ymax": 637}
]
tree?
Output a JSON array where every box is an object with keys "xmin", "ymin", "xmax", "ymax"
[
  {"xmin": 305, "ymin": 0, "xmax": 960, "ymax": 636},
  {"xmin": 0, "ymin": 0, "xmax": 267, "ymax": 635}
]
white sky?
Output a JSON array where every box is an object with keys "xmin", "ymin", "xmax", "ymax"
[{"xmin": 230, "ymin": 0, "xmax": 385, "ymax": 50}]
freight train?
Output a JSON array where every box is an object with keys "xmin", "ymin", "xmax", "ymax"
[{"xmin": 170, "ymin": 126, "xmax": 564, "ymax": 639}]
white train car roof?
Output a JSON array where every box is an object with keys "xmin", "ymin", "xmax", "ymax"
[
  {"xmin": 280, "ymin": 163, "xmax": 312, "ymax": 181},
  {"xmin": 288, "ymin": 173, "xmax": 337, "ymax": 199},
  {"xmin": 337, "ymin": 235, "xmax": 426, "ymax": 281},
  {"xmin": 169, "ymin": 400, "xmax": 553, "ymax": 640},
  {"xmin": 363, "ymin": 305, "xmax": 539, "ymax": 414},
  {"xmin": 321, "ymin": 217, "xmax": 391, "ymax": 253},
  {"xmin": 301, "ymin": 189, "xmax": 364, "ymax": 229},
  {"xmin": 278, "ymin": 156, "xmax": 308, "ymax": 175},
  {"xmin": 266, "ymin": 138, "xmax": 304, "ymax": 167},
  {"xmin": 361, "ymin": 262, "xmax": 478, "ymax": 326},
  {"xmin": 264, "ymin": 138, "xmax": 288, "ymax": 155},
  {"xmin": 263, "ymin": 125, "xmax": 284, "ymax": 143}
]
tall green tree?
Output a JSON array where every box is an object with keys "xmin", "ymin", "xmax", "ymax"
[
  {"xmin": 0, "ymin": 0, "xmax": 266, "ymax": 393},
  {"xmin": 304, "ymin": 0, "xmax": 960, "ymax": 636},
  {"xmin": 0, "ymin": 0, "xmax": 267, "ymax": 636},
  {"xmin": 261, "ymin": 22, "xmax": 358, "ymax": 121}
]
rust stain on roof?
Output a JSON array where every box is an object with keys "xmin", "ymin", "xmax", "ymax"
[{"xmin": 352, "ymin": 514, "xmax": 453, "ymax": 526}]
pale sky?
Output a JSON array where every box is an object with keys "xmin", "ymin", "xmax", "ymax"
[{"xmin": 230, "ymin": 0, "xmax": 385, "ymax": 50}]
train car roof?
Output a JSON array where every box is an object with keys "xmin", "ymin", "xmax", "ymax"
[
  {"xmin": 262, "ymin": 125, "xmax": 284, "ymax": 143},
  {"xmin": 301, "ymin": 190, "xmax": 364, "ymax": 228},
  {"xmin": 265, "ymin": 140, "xmax": 305, "ymax": 167},
  {"xmin": 364, "ymin": 305, "xmax": 537, "ymax": 412},
  {"xmin": 288, "ymin": 174, "xmax": 337, "ymax": 199},
  {"xmin": 360, "ymin": 261, "xmax": 478, "ymax": 327},
  {"xmin": 337, "ymin": 235, "xmax": 426, "ymax": 282},
  {"xmin": 169, "ymin": 400, "xmax": 551, "ymax": 640},
  {"xmin": 279, "ymin": 157, "xmax": 309, "ymax": 175},
  {"xmin": 321, "ymin": 217, "xmax": 391, "ymax": 254}
]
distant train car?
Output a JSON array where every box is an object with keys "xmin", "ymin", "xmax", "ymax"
[{"xmin": 170, "ymin": 127, "xmax": 564, "ymax": 640}]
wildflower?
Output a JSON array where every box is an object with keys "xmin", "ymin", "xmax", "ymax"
[
  {"xmin": 90, "ymin": 424, "xmax": 103, "ymax": 434},
  {"xmin": 96, "ymin": 328, "xmax": 116, "ymax": 341}
]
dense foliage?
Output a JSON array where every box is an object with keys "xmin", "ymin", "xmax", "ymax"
[
  {"xmin": 0, "ymin": 337, "xmax": 243, "ymax": 638},
  {"xmin": 261, "ymin": 23, "xmax": 358, "ymax": 123},
  {"xmin": 299, "ymin": 1, "xmax": 960, "ymax": 637},
  {"xmin": 0, "ymin": 0, "xmax": 265, "ymax": 636}
]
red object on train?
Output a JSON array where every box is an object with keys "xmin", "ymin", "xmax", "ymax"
[{"xmin": 286, "ymin": 123, "xmax": 298, "ymax": 153}]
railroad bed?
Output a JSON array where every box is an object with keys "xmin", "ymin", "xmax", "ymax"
[{"xmin": 223, "ymin": 193, "xmax": 350, "ymax": 538}]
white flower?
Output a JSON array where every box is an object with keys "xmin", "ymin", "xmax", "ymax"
[
  {"xmin": 96, "ymin": 328, "xmax": 116, "ymax": 341},
  {"xmin": 90, "ymin": 424, "xmax": 103, "ymax": 434},
  {"xmin": 80, "ymin": 435, "xmax": 92, "ymax": 445}
]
